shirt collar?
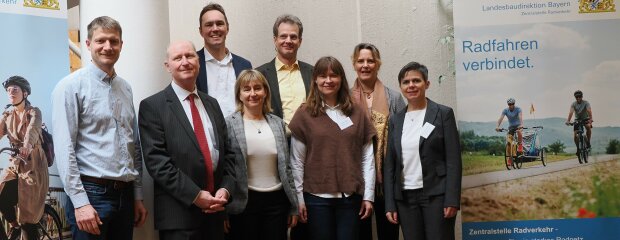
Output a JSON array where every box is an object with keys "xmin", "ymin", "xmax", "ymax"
[
  {"xmin": 275, "ymin": 57, "xmax": 299, "ymax": 71},
  {"xmin": 170, "ymin": 80, "xmax": 199, "ymax": 103},
  {"xmin": 204, "ymin": 48, "xmax": 233, "ymax": 65},
  {"xmin": 86, "ymin": 63, "xmax": 116, "ymax": 83}
]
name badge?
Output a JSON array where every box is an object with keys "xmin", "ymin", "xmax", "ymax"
[
  {"xmin": 335, "ymin": 117, "xmax": 354, "ymax": 130},
  {"xmin": 421, "ymin": 122, "xmax": 435, "ymax": 138}
]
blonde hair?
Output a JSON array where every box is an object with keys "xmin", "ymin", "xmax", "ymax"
[{"xmin": 234, "ymin": 70, "xmax": 272, "ymax": 114}]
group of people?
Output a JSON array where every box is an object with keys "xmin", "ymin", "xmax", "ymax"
[
  {"xmin": 3, "ymin": 3, "xmax": 466, "ymax": 240},
  {"xmin": 496, "ymin": 91, "xmax": 593, "ymax": 158}
]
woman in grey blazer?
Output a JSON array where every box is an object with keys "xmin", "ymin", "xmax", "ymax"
[
  {"xmin": 350, "ymin": 43, "xmax": 404, "ymax": 240},
  {"xmin": 383, "ymin": 62, "xmax": 462, "ymax": 240},
  {"xmin": 225, "ymin": 70, "xmax": 298, "ymax": 240}
]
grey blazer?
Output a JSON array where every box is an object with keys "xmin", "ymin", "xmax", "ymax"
[
  {"xmin": 383, "ymin": 99, "xmax": 462, "ymax": 213},
  {"xmin": 385, "ymin": 86, "xmax": 407, "ymax": 115},
  {"xmin": 225, "ymin": 112, "xmax": 298, "ymax": 215}
]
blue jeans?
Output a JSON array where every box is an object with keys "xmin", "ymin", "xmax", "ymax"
[
  {"xmin": 66, "ymin": 181, "xmax": 134, "ymax": 240},
  {"xmin": 304, "ymin": 193, "xmax": 361, "ymax": 240}
]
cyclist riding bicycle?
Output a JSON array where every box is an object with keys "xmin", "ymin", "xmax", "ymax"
[
  {"xmin": 0, "ymin": 76, "xmax": 49, "ymax": 240},
  {"xmin": 565, "ymin": 90, "xmax": 593, "ymax": 151},
  {"xmin": 496, "ymin": 98, "xmax": 524, "ymax": 158}
]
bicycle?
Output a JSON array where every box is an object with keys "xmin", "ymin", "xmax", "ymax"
[
  {"xmin": 567, "ymin": 119, "xmax": 590, "ymax": 164},
  {"xmin": 497, "ymin": 128, "xmax": 519, "ymax": 170},
  {"xmin": 0, "ymin": 147, "xmax": 63, "ymax": 240}
]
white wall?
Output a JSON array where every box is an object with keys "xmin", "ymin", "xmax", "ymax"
[
  {"xmin": 169, "ymin": 1, "xmax": 460, "ymax": 239},
  {"xmin": 168, "ymin": 0, "xmax": 456, "ymax": 110}
]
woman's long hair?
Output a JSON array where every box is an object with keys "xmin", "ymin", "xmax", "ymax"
[{"xmin": 306, "ymin": 56, "xmax": 353, "ymax": 117}]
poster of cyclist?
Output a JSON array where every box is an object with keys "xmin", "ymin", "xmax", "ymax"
[
  {"xmin": 454, "ymin": 0, "xmax": 620, "ymax": 239},
  {"xmin": 0, "ymin": 2, "xmax": 68, "ymax": 189}
]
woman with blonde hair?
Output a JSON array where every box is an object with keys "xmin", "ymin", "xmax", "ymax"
[
  {"xmin": 225, "ymin": 70, "xmax": 298, "ymax": 240},
  {"xmin": 350, "ymin": 43, "xmax": 404, "ymax": 240}
]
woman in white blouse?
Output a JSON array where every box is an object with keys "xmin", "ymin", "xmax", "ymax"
[
  {"xmin": 383, "ymin": 62, "xmax": 462, "ymax": 240},
  {"xmin": 225, "ymin": 70, "xmax": 298, "ymax": 240}
]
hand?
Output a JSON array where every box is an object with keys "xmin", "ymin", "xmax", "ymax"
[
  {"xmin": 75, "ymin": 204, "xmax": 102, "ymax": 235},
  {"xmin": 210, "ymin": 188, "xmax": 229, "ymax": 212},
  {"xmin": 495, "ymin": 127, "xmax": 500, "ymax": 132},
  {"xmin": 298, "ymin": 203, "xmax": 307, "ymax": 223},
  {"xmin": 386, "ymin": 211, "xmax": 398, "ymax": 224},
  {"xmin": 214, "ymin": 188, "xmax": 229, "ymax": 201},
  {"xmin": 18, "ymin": 145, "xmax": 32, "ymax": 158},
  {"xmin": 194, "ymin": 190, "xmax": 227, "ymax": 213},
  {"xmin": 288, "ymin": 215, "xmax": 298, "ymax": 228},
  {"xmin": 133, "ymin": 200, "xmax": 148, "ymax": 227},
  {"xmin": 565, "ymin": 121, "xmax": 570, "ymax": 126},
  {"xmin": 444, "ymin": 206, "xmax": 458, "ymax": 218},
  {"xmin": 359, "ymin": 200, "xmax": 373, "ymax": 220}
]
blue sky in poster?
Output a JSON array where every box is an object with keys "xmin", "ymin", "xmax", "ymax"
[
  {"xmin": 0, "ymin": 12, "xmax": 68, "ymax": 181},
  {"xmin": 455, "ymin": 19, "xmax": 620, "ymax": 127}
]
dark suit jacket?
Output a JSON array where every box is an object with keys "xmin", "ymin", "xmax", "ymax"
[
  {"xmin": 139, "ymin": 85, "xmax": 235, "ymax": 230},
  {"xmin": 255, "ymin": 58, "xmax": 313, "ymax": 119},
  {"xmin": 196, "ymin": 48, "xmax": 252, "ymax": 94},
  {"xmin": 383, "ymin": 99, "xmax": 462, "ymax": 213}
]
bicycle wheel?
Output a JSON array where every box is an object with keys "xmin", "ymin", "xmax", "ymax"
[
  {"xmin": 582, "ymin": 135, "xmax": 589, "ymax": 163},
  {"xmin": 540, "ymin": 148, "xmax": 546, "ymax": 166},
  {"xmin": 504, "ymin": 143, "xmax": 512, "ymax": 170},
  {"xmin": 38, "ymin": 204, "xmax": 63, "ymax": 240},
  {"xmin": 514, "ymin": 155, "xmax": 523, "ymax": 169},
  {"xmin": 577, "ymin": 135, "xmax": 586, "ymax": 164}
]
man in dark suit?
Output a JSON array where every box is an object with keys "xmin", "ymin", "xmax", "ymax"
[
  {"xmin": 139, "ymin": 40, "xmax": 235, "ymax": 240},
  {"xmin": 256, "ymin": 14, "xmax": 313, "ymax": 125},
  {"xmin": 196, "ymin": 3, "xmax": 252, "ymax": 117}
]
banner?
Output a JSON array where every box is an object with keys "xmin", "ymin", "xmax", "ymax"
[
  {"xmin": 454, "ymin": 1, "xmax": 620, "ymax": 239},
  {"xmin": 0, "ymin": 0, "xmax": 68, "ymax": 187}
]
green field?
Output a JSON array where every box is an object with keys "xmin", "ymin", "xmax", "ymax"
[{"xmin": 462, "ymin": 152, "xmax": 575, "ymax": 176}]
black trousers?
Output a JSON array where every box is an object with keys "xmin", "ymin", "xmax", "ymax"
[
  {"xmin": 396, "ymin": 189, "xmax": 455, "ymax": 240},
  {"xmin": 159, "ymin": 211, "xmax": 225, "ymax": 240},
  {"xmin": 228, "ymin": 189, "xmax": 290, "ymax": 240},
  {"xmin": 359, "ymin": 193, "xmax": 400, "ymax": 240},
  {"xmin": 0, "ymin": 180, "xmax": 38, "ymax": 240},
  {"xmin": 290, "ymin": 220, "xmax": 308, "ymax": 240}
]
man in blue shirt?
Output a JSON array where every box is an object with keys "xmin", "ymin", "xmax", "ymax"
[
  {"xmin": 496, "ymin": 98, "xmax": 524, "ymax": 157},
  {"xmin": 52, "ymin": 16, "xmax": 147, "ymax": 240}
]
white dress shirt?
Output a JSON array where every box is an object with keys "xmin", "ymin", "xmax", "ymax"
[
  {"xmin": 170, "ymin": 81, "xmax": 220, "ymax": 169},
  {"xmin": 204, "ymin": 49, "xmax": 236, "ymax": 117}
]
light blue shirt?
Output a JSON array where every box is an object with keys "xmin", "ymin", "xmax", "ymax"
[
  {"xmin": 502, "ymin": 107, "xmax": 522, "ymax": 127},
  {"xmin": 52, "ymin": 63, "xmax": 143, "ymax": 208}
]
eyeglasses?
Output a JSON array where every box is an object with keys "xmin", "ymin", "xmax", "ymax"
[
  {"xmin": 575, "ymin": 96, "xmax": 583, "ymax": 99},
  {"xmin": 508, "ymin": 103, "xmax": 515, "ymax": 106}
]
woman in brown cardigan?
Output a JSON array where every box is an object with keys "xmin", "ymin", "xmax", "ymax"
[
  {"xmin": 289, "ymin": 56, "xmax": 376, "ymax": 240},
  {"xmin": 0, "ymin": 76, "xmax": 49, "ymax": 240}
]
